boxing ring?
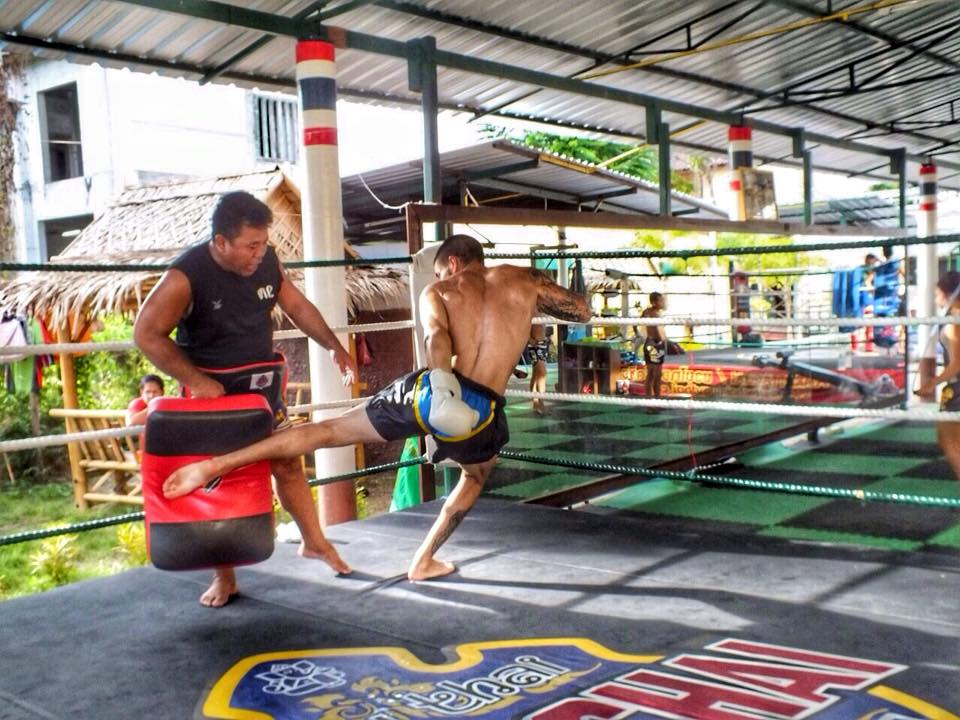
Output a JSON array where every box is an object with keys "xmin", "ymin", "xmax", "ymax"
[
  {"xmin": 0, "ymin": 497, "xmax": 957, "ymax": 719},
  {"xmin": 2, "ymin": 216, "xmax": 960, "ymax": 718}
]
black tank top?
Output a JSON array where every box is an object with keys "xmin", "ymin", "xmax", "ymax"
[{"xmin": 172, "ymin": 242, "xmax": 283, "ymax": 368}]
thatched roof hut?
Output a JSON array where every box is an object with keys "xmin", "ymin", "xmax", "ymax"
[{"xmin": 0, "ymin": 169, "xmax": 409, "ymax": 336}]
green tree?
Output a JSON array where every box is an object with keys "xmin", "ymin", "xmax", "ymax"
[
  {"xmin": 74, "ymin": 315, "xmax": 171, "ymax": 409},
  {"xmin": 483, "ymin": 126, "xmax": 695, "ymax": 194}
]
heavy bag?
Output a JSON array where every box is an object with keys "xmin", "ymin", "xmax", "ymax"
[{"xmin": 141, "ymin": 394, "xmax": 275, "ymax": 571}]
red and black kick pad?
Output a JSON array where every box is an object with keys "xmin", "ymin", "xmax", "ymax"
[{"xmin": 141, "ymin": 395, "xmax": 275, "ymax": 571}]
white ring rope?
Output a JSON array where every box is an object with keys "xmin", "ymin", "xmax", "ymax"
[
  {"xmin": 0, "ymin": 319, "xmax": 416, "ymax": 358},
  {"xmin": 288, "ymin": 398, "xmax": 366, "ymax": 414},
  {"xmin": 0, "ymin": 424, "xmax": 143, "ymax": 453},
  {"xmin": 0, "ymin": 398, "xmax": 370, "ymax": 454},
  {"xmin": 533, "ymin": 315, "xmax": 960, "ymax": 328},
  {"xmin": 2, "ymin": 315, "xmax": 952, "ymax": 358},
  {"xmin": 9, "ymin": 388, "xmax": 955, "ymax": 455},
  {"xmin": 506, "ymin": 389, "xmax": 959, "ymax": 422}
]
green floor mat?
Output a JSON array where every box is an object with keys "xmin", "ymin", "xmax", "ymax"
[
  {"xmin": 759, "ymin": 526, "xmax": 923, "ymax": 552},
  {"xmin": 762, "ymin": 451, "xmax": 927, "ymax": 477},
  {"xmin": 622, "ymin": 486, "xmax": 828, "ymax": 525}
]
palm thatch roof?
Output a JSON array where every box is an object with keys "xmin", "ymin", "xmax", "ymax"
[{"xmin": 0, "ymin": 169, "xmax": 409, "ymax": 335}]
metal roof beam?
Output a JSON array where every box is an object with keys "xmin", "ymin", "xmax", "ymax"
[
  {"xmin": 320, "ymin": 0, "xmax": 381, "ymax": 21},
  {"xmin": 764, "ymin": 0, "xmax": 960, "ymax": 72},
  {"xmin": 370, "ymin": 0, "xmax": 946, "ymax": 146},
  {"xmin": 744, "ymin": 70, "xmax": 960, "ymax": 111},
  {"xmin": 113, "ymin": 0, "xmax": 308, "ymax": 36},
  {"xmin": 459, "ymin": 159, "xmax": 540, "ymax": 182},
  {"xmin": 199, "ymin": 0, "xmax": 327, "ymax": 84},
  {"xmin": 469, "ymin": 177, "xmax": 585, "ymax": 206},
  {"xmin": 582, "ymin": 187, "xmax": 639, "ymax": 202},
  {"xmin": 426, "ymin": 44, "xmax": 960, "ymax": 171}
]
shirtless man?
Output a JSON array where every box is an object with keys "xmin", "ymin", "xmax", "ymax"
[
  {"xmin": 163, "ymin": 234, "xmax": 591, "ymax": 581},
  {"xmin": 134, "ymin": 191, "xmax": 357, "ymax": 607}
]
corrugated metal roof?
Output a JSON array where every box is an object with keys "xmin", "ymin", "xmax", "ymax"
[
  {"xmin": 779, "ymin": 192, "xmax": 920, "ymax": 227},
  {"xmin": 2, "ymin": 0, "xmax": 958, "ymax": 188},
  {"xmin": 340, "ymin": 140, "xmax": 726, "ymax": 240}
]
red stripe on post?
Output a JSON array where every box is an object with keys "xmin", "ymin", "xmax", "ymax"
[
  {"xmin": 920, "ymin": 163, "xmax": 937, "ymax": 175},
  {"xmin": 304, "ymin": 127, "xmax": 338, "ymax": 146},
  {"xmin": 729, "ymin": 180, "xmax": 742, "ymax": 191},
  {"xmin": 728, "ymin": 126, "xmax": 752, "ymax": 141},
  {"xmin": 296, "ymin": 40, "xmax": 335, "ymax": 63},
  {"xmin": 919, "ymin": 202, "xmax": 937, "ymax": 212}
]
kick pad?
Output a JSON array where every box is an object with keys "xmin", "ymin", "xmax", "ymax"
[{"xmin": 142, "ymin": 395, "xmax": 275, "ymax": 571}]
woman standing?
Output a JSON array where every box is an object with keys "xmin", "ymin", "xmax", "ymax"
[{"xmin": 918, "ymin": 271, "xmax": 960, "ymax": 480}]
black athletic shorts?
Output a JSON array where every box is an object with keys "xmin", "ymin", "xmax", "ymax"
[
  {"xmin": 365, "ymin": 369, "xmax": 509, "ymax": 465},
  {"xmin": 942, "ymin": 381, "xmax": 960, "ymax": 412},
  {"xmin": 643, "ymin": 339, "xmax": 666, "ymax": 366},
  {"xmin": 187, "ymin": 353, "xmax": 290, "ymax": 429},
  {"xmin": 522, "ymin": 340, "xmax": 550, "ymax": 364}
]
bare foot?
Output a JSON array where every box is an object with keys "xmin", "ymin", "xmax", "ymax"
[
  {"xmin": 407, "ymin": 558, "xmax": 456, "ymax": 582},
  {"xmin": 300, "ymin": 540, "xmax": 352, "ymax": 575},
  {"xmin": 163, "ymin": 459, "xmax": 217, "ymax": 499},
  {"xmin": 200, "ymin": 569, "xmax": 237, "ymax": 608}
]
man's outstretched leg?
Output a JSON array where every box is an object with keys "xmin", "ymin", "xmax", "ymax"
[
  {"xmin": 408, "ymin": 456, "xmax": 497, "ymax": 581},
  {"xmin": 163, "ymin": 405, "xmax": 383, "ymax": 498}
]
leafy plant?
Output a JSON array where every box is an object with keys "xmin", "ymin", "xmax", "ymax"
[
  {"xmin": 74, "ymin": 315, "xmax": 170, "ymax": 409},
  {"xmin": 115, "ymin": 523, "xmax": 148, "ymax": 567},
  {"xmin": 29, "ymin": 534, "xmax": 79, "ymax": 587},
  {"xmin": 483, "ymin": 126, "xmax": 696, "ymax": 193}
]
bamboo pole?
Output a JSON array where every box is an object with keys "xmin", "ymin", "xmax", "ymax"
[{"xmin": 57, "ymin": 326, "xmax": 87, "ymax": 510}]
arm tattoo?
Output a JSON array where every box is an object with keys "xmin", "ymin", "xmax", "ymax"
[
  {"xmin": 428, "ymin": 509, "xmax": 468, "ymax": 556},
  {"xmin": 530, "ymin": 269, "xmax": 591, "ymax": 322},
  {"xmin": 537, "ymin": 294, "xmax": 591, "ymax": 322}
]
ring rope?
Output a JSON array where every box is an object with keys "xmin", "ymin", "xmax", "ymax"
[
  {"xmin": 0, "ymin": 398, "xmax": 366, "ymax": 453},
  {"xmin": 505, "ymin": 389, "xmax": 960, "ymax": 422},
  {"xmin": 0, "ymin": 319, "xmax": 416, "ymax": 358},
  {"xmin": 6, "ymin": 379, "xmax": 955, "ymax": 456},
  {"xmin": 0, "ymin": 315, "xmax": 951, "ymax": 358},
  {"xmin": 0, "ymin": 457, "xmax": 427, "ymax": 548},
  {"xmin": 288, "ymin": 398, "xmax": 366, "ymax": 414},
  {"xmin": 533, "ymin": 315, "xmax": 960, "ymax": 328},
  {"xmin": 3, "ymin": 232, "xmax": 957, "ymax": 275},
  {"xmin": 487, "ymin": 233, "xmax": 960, "ymax": 260},
  {"xmin": 0, "ymin": 256, "xmax": 414, "ymax": 272},
  {"xmin": 498, "ymin": 451, "xmax": 960, "ymax": 508}
]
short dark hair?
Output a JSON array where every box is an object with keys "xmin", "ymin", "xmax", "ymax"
[
  {"xmin": 937, "ymin": 271, "xmax": 960, "ymax": 298},
  {"xmin": 435, "ymin": 234, "xmax": 484, "ymax": 267},
  {"xmin": 865, "ymin": 253, "xmax": 880, "ymax": 265},
  {"xmin": 140, "ymin": 374, "xmax": 164, "ymax": 392},
  {"xmin": 650, "ymin": 292, "xmax": 663, "ymax": 304},
  {"xmin": 211, "ymin": 191, "xmax": 272, "ymax": 241}
]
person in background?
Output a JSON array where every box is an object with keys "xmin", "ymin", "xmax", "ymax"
[
  {"xmin": 640, "ymin": 292, "xmax": 667, "ymax": 409},
  {"xmin": 525, "ymin": 324, "xmax": 550, "ymax": 416},
  {"xmin": 125, "ymin": 374, "xmax": 165, "ymax": 428},
  {"xmin": 917, "ymin": 271, "xmax": 960, "ymax": 481}
]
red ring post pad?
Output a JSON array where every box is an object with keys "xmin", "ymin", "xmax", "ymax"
[{"xmin": 141, "ymin": 395, "xmax": 275, "ymax": 571}]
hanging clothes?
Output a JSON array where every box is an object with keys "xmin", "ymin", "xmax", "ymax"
[
  {"xmin": 831, "ymin": 267, "xmax": 864, "ymax": 333},
  {"xmin": 872, "ymin": 260, "xmax": 901, "ymax": 349},
  {"xmin": 1, "ymin": 316, "xmax": 32, "ymax": 395}
]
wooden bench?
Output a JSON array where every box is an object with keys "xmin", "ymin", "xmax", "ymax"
[{"xmin": 49, "ymin": 408, "xmax": 142, "ymax": 508}]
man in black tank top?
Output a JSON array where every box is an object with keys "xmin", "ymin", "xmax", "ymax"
[{"xmin": 134, "ymin": 191, "xmax": 359, "ymax": 607}]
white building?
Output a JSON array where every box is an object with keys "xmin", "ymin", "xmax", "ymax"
[{"xmin": 9, "ymin": 58, "xmax": 299, "ymax": 261}]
